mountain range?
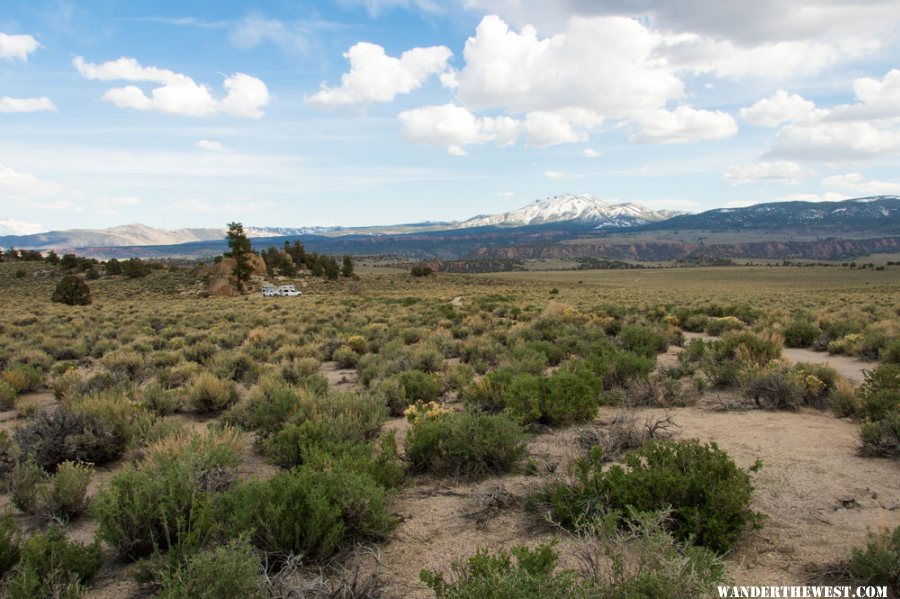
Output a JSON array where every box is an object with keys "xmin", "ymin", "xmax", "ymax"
[{"xmin": 1, "ymin": 195, "xmax": 898, "ymax": 264}]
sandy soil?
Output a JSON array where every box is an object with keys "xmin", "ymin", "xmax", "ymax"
[
  {"xmin": 319, "ymin": 360, "xmax": 360, "ymax": 390},
  {"xmin": 373, "ymin": 402, "xmax": 900, "ymax": 597}
]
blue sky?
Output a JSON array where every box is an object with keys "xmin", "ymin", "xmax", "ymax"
[{"xmin": 1, "ymin": 0, "xmax": 899, "ymax": 233}]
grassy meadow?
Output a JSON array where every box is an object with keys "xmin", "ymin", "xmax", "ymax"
[{"xmin": 0, "ymin": 259, "xmax": 898, "ymax": 598}]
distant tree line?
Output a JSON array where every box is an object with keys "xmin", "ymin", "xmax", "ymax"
[{"xmin": 259, "ymin": 237, "xmax": 354, "ymax": 282}]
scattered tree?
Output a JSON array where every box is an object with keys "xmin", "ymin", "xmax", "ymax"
[
  {"xmin": 411, "ymin": 265, "xmax": 434, "ymax": 277},
  {"xmin": 51, "ymin": 276, "xmax": 92, "ymax": 306},
  {"xmin": 341, "ymin": 255, "xmax": 354, "ymax": 278},
  {"xmin": 225, "ymin": 222, "xmax": 253, "ymax": 291}
]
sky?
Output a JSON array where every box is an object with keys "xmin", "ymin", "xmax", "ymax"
[{"xmin": 1, "ymin": 0, "xmax": 899, "ymax": 234}]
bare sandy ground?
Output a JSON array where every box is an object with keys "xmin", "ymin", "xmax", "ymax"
[{"xmin": 373, "ymin": 402, "xmax": 900, "ymax": 598}]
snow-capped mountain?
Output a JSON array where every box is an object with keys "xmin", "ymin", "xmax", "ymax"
[{"xmin": 457, "ymin": 194, "xmax": 676, "ymax": 229}]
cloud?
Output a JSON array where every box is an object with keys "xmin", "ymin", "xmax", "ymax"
[
  {"xmin": 447, "ymin": 145, "xmax": 467, "ymax": 156},
  {"xmin": 73, "ymin": 56, "xmax": 270, "ymax": 118},
  {"xmin": 740, "ymin": 90, "xmax": 821, "ymax": 127},
  {"xmin": 0, "ymin": 97, "xmax": 57, "ymax": 113},
  {"xmin": 196, "ymin": 140, "xmax": 228, "ymax": 152},
  {"xmin": 0, "ymin": 218, "xmax": 46, "ymax": 236},
  {"xmin": 631, "ymin": 106, "xmax": 738, "ymax": 144},
  {"xmin": 229, "ymin": 12, "xmax": 311, "ymax": 54},
  {"xmin": 759, "ymin": 70, "xmax": 900, "ymax": 160},
  {"xmin": 0, "ymin": 33, "xmax": 40, "ymax": 61},
  {"xmin": 0, "ymin": 163, "xmax": 61, "ymax": 198},
  {"xmin": 723, "ymin": 161, "xmax": 813, "ymax": 185},
  {"xmin": 498, "ymin": 191, "xmax": 515, "ymax": 197},
  {"xmin": 398, "ymin": 103, "xmax": 519, "ymax": 148},
  {"xmin": 306, "ymin": 42, "xmax": 451, "ymax": 108},
  {"xmin": 337, "ymin": 0, "xmax": 444, "ymax": 16},
  {"xmin": 454, "ymin": 15, "xmax": 682, "ymax": 118},
  {"xmin": 822, "ymin": 172, "xmax": 900, "ymax": 195},
  {"xmin": 461, "ymin": 0, "xmax": 900, "ymax": 46},
  {"xmin": 773, "ymin": 121, "xmax": 900, "ymax": 160},
  {"xmin": 544, "ymin": 170, "xmax": 576, "ymax": 180},
  {"xmin": 582, "ymin": 148, "xmax": 601, "ymax": 158}
]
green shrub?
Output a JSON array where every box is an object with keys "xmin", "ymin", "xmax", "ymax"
[
  {"xmin": 617, "ymin": 325, "xmax": 669, "ymax": 358},
  {"xmin": 260, "ymin": 389, "xmax": 387, "ymax": 467},
  {"xmin": 703, "ymin": 331, "xmax": 782, "ymax": 386},
  {"xmin": 781, "ymin": 319, "xmax": 820, "ymax": 348},
  {"xmin": 405, "ymin": 412, "xmax": 525, "ymax": 479},
  {"xmin": 332, "ymin": 345, "xmax": 359, "ymax": 369},
  {"xmin": 0, "ymin": 381, "xmax": 17, "ymax": 410},
  {"xmin": 218, "ymin": 463, "xmax": 395, "ymax": 563},
  {"xmin": 101, "ymin": 349, "xmax": 145, "ymax": 380},
  {"xmin": 3, "ymin": 527, "xmax": 103, "ymax": 599},
  {"xmin": 541, "ymin": 371, "xmax": 598, "ymax": 426},
  {"xmin": 528, "ymin": 439, "xmax": 760, "ymax": 553},
  {"xmin": 93, "ymin": 431, "xmax": 242, "ymax": 560},
  {"xmin": 183, "ymin": 340, "xmax": 218, "ymax": 364},
  {"xmin": 466, "ymin": 370, "xmax": 598, "ymax": 426},
  {"xmin": 576, "ymin": 510, "xmax": 726, "ymax": 599},
  {"xmin": 860, "ymin": 414, "xmax": 899, "ymax": 457},
  {"xmin": 584, "ymin": 349, "xmax": 655, "ymax": 390},
  {"xmin": 156, "ymin": 537, "xmax": 265, "ymax": 599},
  {"xmin": 829, "ymin": 380, "xmax": 862, "ymax": 418},
  {"xmin": 881, "ymin": 339, "xmax": 900, "ymax": 365},
  {"xmin": 188, "ymin": 372, "xmax": 239, "ymax": 413},
  {"xmin": 209, "ymin": 350, "xmax": 260, "ymax": 385},
  {"xmin": 846, "ymin": 526, "xmax": 899, "ymax": 596},
  {"xmin": 140, "ymin": 381, "xmax": 182, "ymax": 415},
  {"xmin": 421, "ymin": 542, "xmax": 578, "ymax": 598},
  {"xmin": 40, "ymin": 461, "xmax": 93, "ymax": 522},
  {"xmin": 51, "ymin": 275, "xmax": 92, "ymax": 306},
  {"xmin": 2, "ymin": 363, "xmax": 43, "ymax": 394},
  {"xmin": 279, "ymin": 357, "xmax": 319, "ymax": 385},
  {"xmin": 0, "ymin": 513, "xmax": 19, "ymax": 577},
  {"xmin": 704, "ymin": 316, "xmax": 744, "ymax": 336},
  {"xmin": 71, "ymin": 393, "xmax": 142, "ymax": 465},
  {"xmin": 375, "ymin": 375, "xmax": 409, "ymax": 416},
  {"xmin": 399, "ymin": 369, "xmax": 442, "ymax": 404},
  {"xmin": 738, "ymin": 362, "xmax": 806, "ymax": 410},
  {"xmin": 10, "ymin": 461, "xmax": 47, "ymax": 514}
]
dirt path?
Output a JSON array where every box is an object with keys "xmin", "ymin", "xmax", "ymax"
[
  {"xmin": 375, "ymin": 404, "xmax": 899, "ymax": 597},
  {"xmin": 681, "ymin": 331, "xmax": 878, "ymax": 384}
]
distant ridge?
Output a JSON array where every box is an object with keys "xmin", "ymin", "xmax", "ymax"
[
  {"xmin": 627, "ymin": 196, "xmax": 900, "ymax": 234},
  {"xmin": 458, "ymin": 193, "xmax": 676, "ymax": 229}
]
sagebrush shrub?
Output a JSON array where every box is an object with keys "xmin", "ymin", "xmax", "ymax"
[
  {"xmin": 405, "ymin": 411, "xmax": 525, "ymax": 478},
  {"xmin": 529, "ymin": 439, "xmax": 760, "ymax": 553},
  {"xmin": 3, "ymin": 527, "xmax": 103, "ymax": 599},
  {"xmin": 218, "ymin": 463, "xmax": 395, "ymax": 563},
  {"xmin": 421, "ymin": 542, "xmax": 578, "ymax": 598},
  {"xmin": 0, "ymin": 513, "xmax": 19, "ymax": 577},
  {"xmin": 846, "ymin": 526, "xmax": 899, "ymax": 595},
  {"xmin": 188, "ymin": 372, "xmax": 239, "ymax": 413},
  {"xmin": 2, "ymin": 363, "xmax": 43, "ymax": 394},
  {"xmin": 40, "ymin": 461, "xmax": 94, "ymax": 522},
  {"xmin": 93, "ymin": 431, "xmax": 242, "ymax": 560},
  {"xmin": 156, "ymin": 537, "xmax": 265, "ymax": 599}
]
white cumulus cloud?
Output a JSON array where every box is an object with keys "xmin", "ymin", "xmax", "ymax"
[
  {"xmin": 306, "ymin": 42, "xmax": 451, "ymax": 108},
  {"xmin": 631, "ymin": 106, "xmax": 738, "ymax": 144},
  {"xmin": 741, "ymin": 90, "xmax": 822, "ymax": 127},
  {"xmin": 0, "ymin": 97, "xmax": 56, "ymax": 113},
  {"xmin": 0, "ymin": 33, "xmax": 40, "ymax": 61},
  {"xmin": 73, "ymin": 56, "xmax": 270, "ymax": 118},
  {"xmin": 398, "ymin": 103, "xmax": 520, "ymax": 148}
]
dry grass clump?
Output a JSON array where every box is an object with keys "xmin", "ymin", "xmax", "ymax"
[{"xmin": 577, "ymin": 411, "xmax": 677, "ymax": 462}]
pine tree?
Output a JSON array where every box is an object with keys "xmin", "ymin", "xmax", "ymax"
[{"xmin": 225, "ymin": 222, "xmax": 253, "ymax": 291}]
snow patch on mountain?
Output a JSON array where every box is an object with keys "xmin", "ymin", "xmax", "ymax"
[{"xmin": 457, "ymin": 194, "xmax": 674, "ymax": 229}]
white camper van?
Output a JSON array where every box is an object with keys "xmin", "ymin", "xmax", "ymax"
[{"xmin": 278, "ymin": 285, "xmax": 302, "ymax": 297}]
